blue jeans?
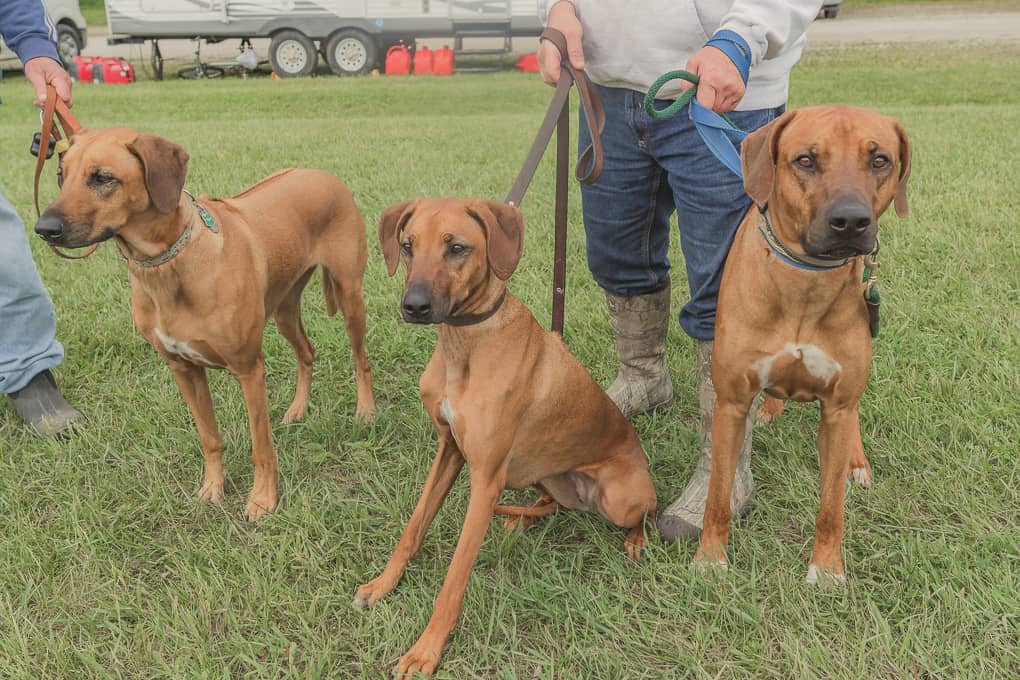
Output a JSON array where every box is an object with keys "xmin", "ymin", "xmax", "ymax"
[
  {"xmin": 0, "ymin": 186, "xmax": 63, "ymax": 394},
  {"xmin": 578, "ymin": 84, "xmax": 784, "ymax": 340}
]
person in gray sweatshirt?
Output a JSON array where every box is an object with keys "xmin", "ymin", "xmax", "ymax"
[{"xmin": 537, "ymin": 0, "xmax": 822, "ymax": 542}]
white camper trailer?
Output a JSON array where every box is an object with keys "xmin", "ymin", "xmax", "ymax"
[{"xmin": 105, "ymin": 1, "xmax": 542, "ymax": 78}]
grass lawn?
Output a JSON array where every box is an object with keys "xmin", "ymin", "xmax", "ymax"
[{"xmin": 0, "ymin": 41, "xmax": 1018, "ymax": 678}]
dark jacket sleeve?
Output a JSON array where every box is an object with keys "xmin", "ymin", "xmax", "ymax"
[{"xmin": 0, "ymin": 0, "xmax": 61, "ymax": 64}]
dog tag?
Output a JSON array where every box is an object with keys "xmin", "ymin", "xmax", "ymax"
[
  {"xmin": 865, "ymin": 287, "xmax": 881, "ymax": 338},
  {"xmin": 30, "ymin": 132, "xmax": 56, "ymax": 159}
]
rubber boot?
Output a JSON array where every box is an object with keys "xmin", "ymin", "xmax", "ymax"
[
  {"xmin": 658, "ymin": 340, "xmax": 758, "ymax": 542},
  {"xmin": 604, "ymin": 284, "xmax": 673, "ymax": 419},
  {"xmin": 7, "ymin": 369, "xmax": 82, "ymax": 437}
]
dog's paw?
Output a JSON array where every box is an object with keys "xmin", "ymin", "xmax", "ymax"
[
  {"xmin": 352, "ymin": 575, "xmax": 396, "ymax": 610},
  {"xmin": 355, "ymin": 406, "xmax": 377, "ymax": 424},
  {"xmin": 280, "ymin": 404, "xmax": 306, "ymax": 425},
  {"xmin": 755, "ymin": 396, "xmax": 784, "ymax": 426},
  {"xmin": 806, "ymin": 563, "xmax": 847, "ymax": 586},
  {"xmin": 198, "ymin": 478, "xmax": 224, "ymax": 504},
  {"xmin": 849, "ymin": 464, "xmax": 873, "ymax": 488},
  {"xmin": 692, "ymin": 546, "xmax": 729, "ymax": 572},
  {"xmin": 244, "ymin": 492, "xmax": 277, "ymax": 521},
  {"xmin": 393, "ymin": 640, "xmax": 441, "ymax": 678}
]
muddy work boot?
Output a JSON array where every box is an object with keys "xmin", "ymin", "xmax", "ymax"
[
  {"xmin": 658, "ymin": 340, "xmax": 758, "ymax": 542},
  {"xmin": 7, "ymin": 369, "xmax": 82, "ymax": 437},
  {"xmin": 604, "ymin": 284, "xmax": 674, "ymax": 418}
]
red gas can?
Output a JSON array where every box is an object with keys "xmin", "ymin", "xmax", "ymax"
[
  {"xmin": 73, "ymin": 56, "xmax": 135, "ymax": 84},
  {"xmin": 515, "ymin": 53, "xmax": 539, "ymax": 73},
  {"xmin": 413, "ymin": 45, "xmax": 433, "ymax": 75},
  {"xmin": 385, "ymin": 45, "xmax": 411, "ymax": 75},
  {"xmin": 433, "ymin": 46, "xmax": 454, "ymax": 76}
]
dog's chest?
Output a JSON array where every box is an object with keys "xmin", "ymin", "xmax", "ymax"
[
  {"xmin": 751, "ymin": 343, "xmax": 843, "ymax": 399},
  {"xmin": 154, "ymin": 328, "xmax": 224, "ymax": 368}
]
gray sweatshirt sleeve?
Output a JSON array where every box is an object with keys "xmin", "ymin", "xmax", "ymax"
[{"xmin": 717, "ymin": 0, "xmax": 823, "ymax": 64}]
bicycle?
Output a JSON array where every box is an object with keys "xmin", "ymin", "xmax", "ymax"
[{"xmin": 177, "ymin": 38, "xmax": 225, "ymax": 79}]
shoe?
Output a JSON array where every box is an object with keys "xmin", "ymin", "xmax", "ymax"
[
  {"xmin": 604, "ymin": 283, "xmax": 674, "ymax": 418},
  {"xmin": 658, "ymin": 340, "xmax": 758, "ymax": 542},
  {"xmin": 7, "ymin": 369, "xmax": 83, "ymax": 437}
]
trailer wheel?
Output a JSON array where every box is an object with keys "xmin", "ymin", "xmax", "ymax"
[
  {"xmin": 269, "ymin": 30, "xmax": 317, "ymax": 77},
  {"xmin": 55, "ymin": 23, "xmax": 82, "ymax": 67},
  {"xmin": 325, "ymin": 29, "xmax": 376, "ymax": 76}
]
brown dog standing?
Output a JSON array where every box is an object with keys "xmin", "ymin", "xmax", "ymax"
[
  {"xmin": 357, "ymin": 198, "xmax": 656, "ymax": 677},
  {"xmin": 35, "ymin": 127, "xmax": 376, "ymax": 519},
  {"xmin": 695, "ymin": 106, "xmax": 911, "ymax": 582}
]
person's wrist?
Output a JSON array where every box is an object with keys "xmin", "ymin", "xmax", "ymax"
[
  {"xmin": 549, "ymin": 0, "xmax": 576, "ymax": 17},
  {"xmin": 705, "ymin": 29, "xmax": 751, "ymax": 85}
]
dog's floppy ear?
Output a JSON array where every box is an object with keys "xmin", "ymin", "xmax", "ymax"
[
  {"xmin": 741, "ymin": 110, "xmax": 799, "ymax": 206},
  {"xmin": 127, "ymin": 134, "xmax": 189, "ymax": 214},
  {"xmin": 892, "ymin": 118, "xmax": 912, "ymax": 218},
  {"xmin": 377, "ymin": 199, "xmax": 418, "ymax": 276},
  {"xmin": 467, "ymin": 200, "xmax": 525, "ymax": 281}
]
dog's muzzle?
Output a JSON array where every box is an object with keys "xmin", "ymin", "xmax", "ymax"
[
  {"xmin": 402, "ymin": 282, "xmax": 438, "ymax": 324},
  {"xmin": 806, "ymin": 197, "xmax": 877, "ymax": 258},
  {"xmin": 34, "ymin": 210, "xmax": 67, "ymax": 243}
]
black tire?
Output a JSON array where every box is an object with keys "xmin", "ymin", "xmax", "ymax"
[
  {"xmin": 55, "ymin": 23, "xmax": 82, "ymax": 67},
  {"xmin": 177, "ymin": 64, "xmax": 225, "ymax": 80},
  {"xmin": 324, "ymin": 29, "xmax": 376, "ymax": 76},
  {"xmin": 269, "ymin": 30, "xmax": 317, "ymax": 78}
]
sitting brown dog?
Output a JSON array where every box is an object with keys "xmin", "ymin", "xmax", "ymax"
[
  {"xmin": 695, "ymin": 106, "xmax": 911, "ymax": 582},
  {"xmin": 35, "ymin": 128, "xmax": 376, "ymax": 519},
  {"xmin": 357, "ymin": 198, "xmax": 656, "ymax": 677}
]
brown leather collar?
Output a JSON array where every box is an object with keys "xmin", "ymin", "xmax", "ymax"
[{"xmin": 444, "ymin": 290, "xmax": 507, "ymax": 327}]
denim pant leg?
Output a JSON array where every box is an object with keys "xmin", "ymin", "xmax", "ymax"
[
  {"xmin": 0, "ymin": 187, "xmax": 63, "ymax": 394},
  {"xmin": 649, "ymin": 104, "xmax": 785, "ymax": 340},
  {"xmin": 578, "ymin": 85, "xmax": 673, "ymax": 297}
]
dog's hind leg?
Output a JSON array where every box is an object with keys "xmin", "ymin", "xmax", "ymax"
[
  {"xmin": 847, "ymin": 419, "xmax": 873, "ymax": 488},
  {"xmin": 170, "ymin": 362, "xmax": 225, "ymax": 504},
  {"xmin": 275, "ymin": 269, "xmax": 316, "ymax": 424},
  {"xmin": 592, "ymin": 453, "xmax": 657, "ymax": 559},
  {"xmin": 323, "ymin": 266, "xmax": 376, "ymax": 422}
]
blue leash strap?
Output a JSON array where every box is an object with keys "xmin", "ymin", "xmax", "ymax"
[{"xmin": 690, "ymin": 99, "xmax": 747, "ymax": 178}]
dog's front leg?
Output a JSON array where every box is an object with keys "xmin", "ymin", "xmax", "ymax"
[
  {"xmin": 695, "ymin": 395, "xmax": 755, "ymax": 569},
  {"xmin": 170, "ymin": 363, "xmax": 225, "ymax": 504},
  {"xmin": 354, "ymin": 433, "xmax": 464, "ymax": 610},
  {"xmin": 807, "ymin": 402, "xmax": 858, "ymax": 584},
  {"xmin": 394, "ymin": 465, "xmax": 506, "ymax": 678},
  {"xmin": 234, "ymin": 356, "xmax": 278, "ymax": 520}
]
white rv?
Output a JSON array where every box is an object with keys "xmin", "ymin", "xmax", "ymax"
[{"xmin": 105, "ymin": 1, "xmax": 542, "ymax": 77}]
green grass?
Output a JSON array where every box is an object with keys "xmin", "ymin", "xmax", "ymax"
[
  {"xmin": 1, "ymin": 41, "xmax": 1018, "ymax": 678},
  {"xmin": 78, "ymin": 0, "xmax": 106, "ymax": 28}
]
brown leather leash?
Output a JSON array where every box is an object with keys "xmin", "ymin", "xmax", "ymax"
[
  {"xmin": 505, "ymin": 27, "xmax": 605, "ymax": 335},
  {"xmin": 32, "ymin": 84, "xmax": 97, "ymax": 260}
]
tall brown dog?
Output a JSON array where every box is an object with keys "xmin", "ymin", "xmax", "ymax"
[
  {"xmin": 695, "ymin": 106, "xmax": 911, "ymax": 582},
  {"xmin": 358, "ymin": 198, "xmax": 656, "ymax": 677},
  {"xmin": 35, "ymin": 127, "xmax": 376, "ymax": 519}
]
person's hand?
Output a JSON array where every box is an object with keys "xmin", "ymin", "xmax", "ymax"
[
  {"xmin": 538, "ymin": 0, "xmax": 584, "ymax": 86},
  {"xmin": 24, "ymin": 57, "xmax": 73, "ymax": 109},
  {"xmin": 681, "ymin": 46, "xmax": 744, "ymax": 113}
]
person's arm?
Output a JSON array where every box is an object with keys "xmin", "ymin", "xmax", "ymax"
[
  {"xmin": 0, "ymin": 0, "xmax": 72, "ymax": 107},
  {"xmin": 717, "ymin": 0, "xmax": 823, "ymax": 65},
  {"xmin": 685, "ymin": 0, "xmax": 822, "ymax": 113}
]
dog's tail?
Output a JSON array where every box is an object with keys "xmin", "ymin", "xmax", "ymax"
[{"xmin": 322, "ymin": 267, "xmax": 342, "ymax": 317}]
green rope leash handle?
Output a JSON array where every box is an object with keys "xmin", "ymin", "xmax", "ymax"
[
  {"xmin": 643, "ymin": 69, "xmax": 740, "ymax": 129},
  {"xmin": 644, "ymin": 69, "xmax": 699, "ymax": 120}
]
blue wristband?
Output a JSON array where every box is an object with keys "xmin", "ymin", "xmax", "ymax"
[{"xmin": 705, "ymin": 29, "xmax": 751, "ymax": 85}]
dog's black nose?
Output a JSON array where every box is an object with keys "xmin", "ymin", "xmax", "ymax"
[
  {"xmin": 34, "ymin": 212, "xmax": 66, "ymax": 240},
  {"xmin": 402, "ymin": 287, "xmax": 432, "ymax": 321},
  {"xmin": 827, "ymin": 201, "xmax": 873, "ymax": 234}
]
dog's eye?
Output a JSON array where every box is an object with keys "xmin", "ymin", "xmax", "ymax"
[
  {"xmin": 400, "ymin": 241, "xmax": 412, "ymax": 256},
  {"xmin": 871, "ymin": 155, "xmax": 891, "ymax": 170},
  {"xmin": 88, "ymin": 170, "xmax": 118, "ymax": 187},
  {"xmin": 794, "ymin": 155, "xmax": 815, "ymax": 170},
  {"xmin": 447, "ymin": 243, "xmax": 468, "ymax": 256}
]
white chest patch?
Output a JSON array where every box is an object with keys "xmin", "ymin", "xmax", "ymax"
[
  {"xmin": 439, "ymin": 397, "xmax": 462, "ymax": 446},
  {"xmin": 752, "ymin": 343, "xmax": 842, "ymax": 388},
  {"xmin": 155, "ymin": 328, "xmax": 220, "ymax": 367}
]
